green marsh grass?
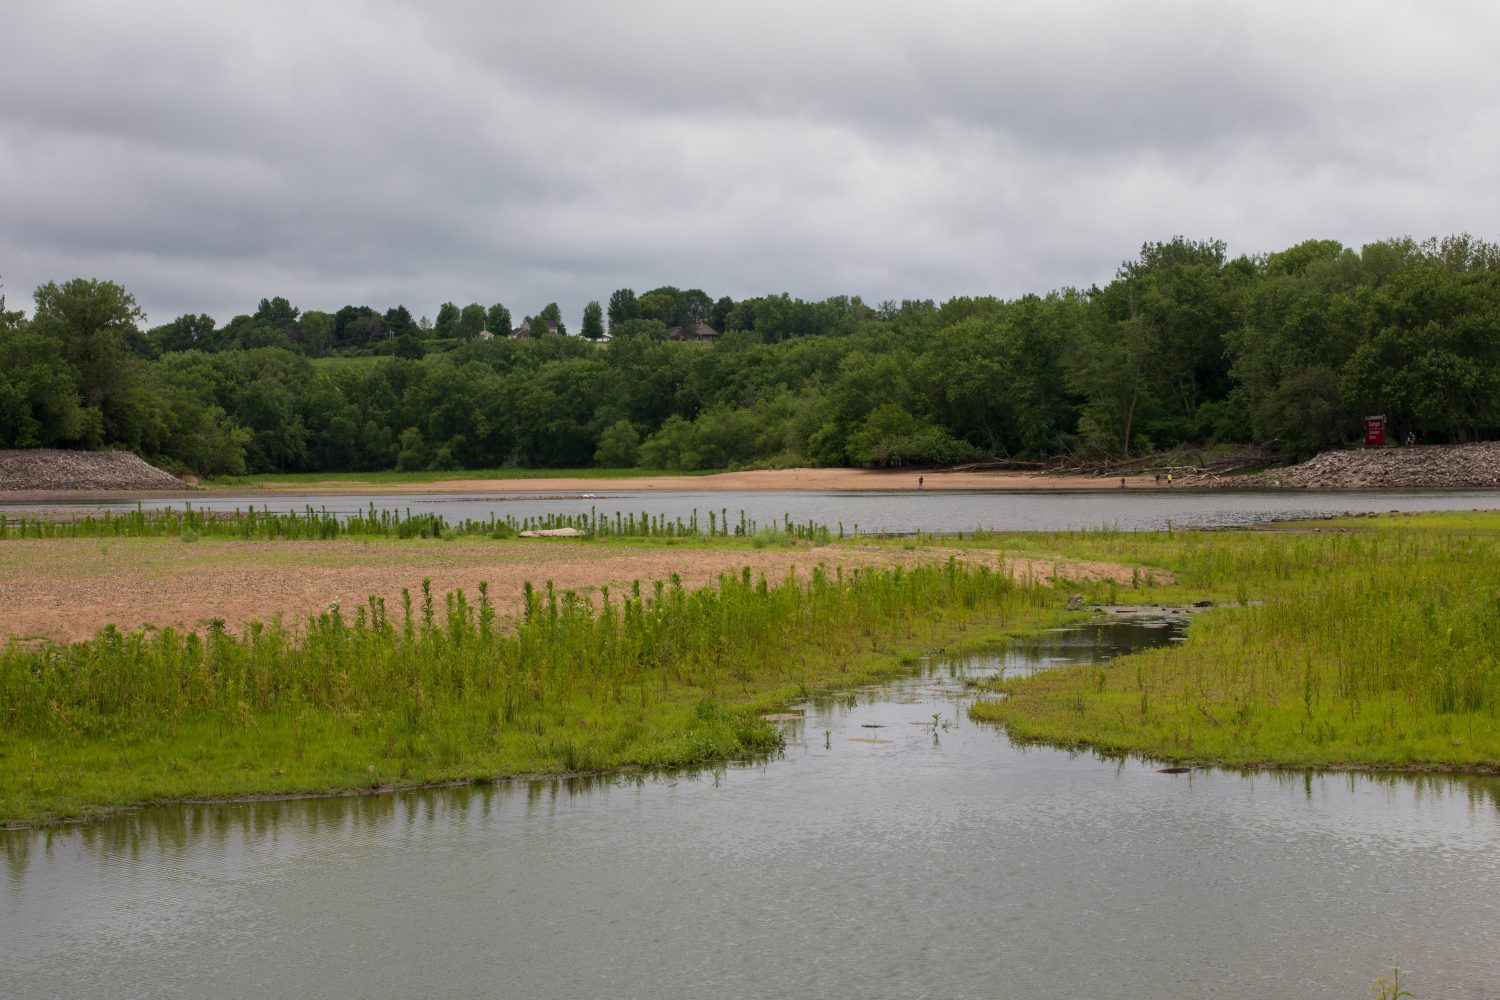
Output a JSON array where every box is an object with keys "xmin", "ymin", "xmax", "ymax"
[
  {"xmin": 204, "ymin": 466, "xmax": 719, "ymax": 488},
  {"xmin": 0, "ymin": 504, "xmax": 833, "ymax": 544},
  {"xmin": 1, "ymin": 558, "xmax": 1048, "ymax": 824},
  {"xmin": 970, "ymin": 515, "xmax": 1500, "ymax": 771}
]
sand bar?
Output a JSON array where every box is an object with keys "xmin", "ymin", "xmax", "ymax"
[
  {"xmin": 0, "ymin": 468, "xmax": 1163, "ymax": 506},
  {"xmin": 0, "ymin": 538, "xmax": 1145, "ymax": 642}
]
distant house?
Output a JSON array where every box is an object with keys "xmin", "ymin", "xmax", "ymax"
[
  {"xmin": 509, "ymin": 319, "xmax": 560, "ymax": 340},
  {"xmin": 666, "ymin": 321, "xmax": 720, "ymax": 343},
  {"xmin": 477, "ymin": 328, "xmax": 496, "ymax": 340}
]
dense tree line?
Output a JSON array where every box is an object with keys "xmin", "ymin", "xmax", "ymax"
[{"xmin": 4, "ymin": 234, "xmax": 1500, "ymax": 476}]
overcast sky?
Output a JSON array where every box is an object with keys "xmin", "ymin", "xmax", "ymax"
[{"xmin": 3, "ymin": 0, "xmax": 1497, "ymax": 327}]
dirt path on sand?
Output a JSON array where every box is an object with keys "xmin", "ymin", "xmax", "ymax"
[{"xmin": 0, "ymin": 539, "xmax": 1149, "ymax": 642}]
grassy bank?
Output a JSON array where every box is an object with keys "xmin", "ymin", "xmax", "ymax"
[
  {"xmin": 969, "ymin": 513, "xmax": 1500, "ymax": 771},
  {"xmin": 1, "ymin": 559, "xmax": 1051, "ymax": 825},
  {"xmin": 204, "ymin": 466, "xmax": 719, "ymax": 488}
]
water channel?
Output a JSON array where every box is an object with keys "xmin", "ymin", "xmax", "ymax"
[
  {"xmin": 5, "ymin": 619, "xmax": 1497, "ymax": 998},
  {"xmin": 9, "ymin": 486, "xmax": 1500, "ymax": 533}
]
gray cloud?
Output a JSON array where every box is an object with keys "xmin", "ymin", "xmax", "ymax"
[{"xmin": 3, "ymin": 0, "xmax": 1497, "ymax": 326}]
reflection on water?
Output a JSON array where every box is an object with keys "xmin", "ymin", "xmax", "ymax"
[
  {"xmin": 5, "ymin": 620, "xmax": 1500, "ymax": 999},
  {"xmin": 993, "ymin": 615, "xmax": 1189, "ymax": 675}
]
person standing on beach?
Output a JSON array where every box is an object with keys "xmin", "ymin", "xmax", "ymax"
[{"xmin": 918, "ymin": 475, "xmax": 924, "ymax": 490}]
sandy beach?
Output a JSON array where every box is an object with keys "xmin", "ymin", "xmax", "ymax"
[
  {"xmin": 0, "ymin": 467, "xmax": 1162, "ymax": 505},
  {"xmin": 0, "ymin": 537, "xmax": 1143, "ymax": 642},
  {"xmin": 410, "ymin": 468, "xmax": 1159, "ymax": 494}
]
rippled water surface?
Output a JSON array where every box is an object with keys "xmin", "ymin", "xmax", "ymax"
[
  {"xmin": 5, "ymin": 621, "xmax": 1498, "ymax": 998},
  {"xmin": 11, "ymin": 486, "xmax": 1500, "ymax": 532}
]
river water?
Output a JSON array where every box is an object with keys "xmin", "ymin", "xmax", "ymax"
[
  {"xmin": 13, "ymin": 486, "xmax": 1500, "ymax": 532},
  {"xmin": 4, "ymin": 620, "xmax": 1497, "ymax": 998}
]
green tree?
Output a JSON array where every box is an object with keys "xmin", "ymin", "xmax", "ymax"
[
  {"xmin": 383, "ymin": 305, "xmax": 416, "ymax": 339},
  {"xmin": 1252, "ymin": 365, "xmax": 1348, "ymax": 454},
  {"xmin": 1340, "ymin": 264, "xmax": 1500, "ymax": 442},
  {"xmin": 218, "ymin": 349, "xmax": 315, "ymax": 471},
  {"xmin": 458, "ymin": 303, "xmax": 487, "ymax": 340},
  {"xmin": 395, "ymin": 426, "xmax": 427, "ymax": 471},
  {"xmin": 534, "ymin": 302, "xmax": 565, "ymax": 335},
  {"xmin": 593, "ymin": 418, "xmax": 640, "ymax": 466},
  {"xmin": 30, "ymin": 279, "xmax": 145, "ymax": 413},
  {"xmin": 637, "ymin": 415, "xmax": 699, "ymax": 469},
  {"xmin": 253, "ymin": 296, "xmax": 300, "ymax": 335},
  {"xmin": 808, "ymin": 349, "xmax": 917, "ymax": 463},
  {"xmin": 1065, "ymin": 305, "xmax": 1156, "ymax": 454},
  {"xmin": 146, "ymin": 313, "xmax": 219, "ymax": 355},
  {"xmin": 845, "ymin": 403, "xmax": 973, "ymax": 467},
  {"xmin": 604, "ymin": 330, "xmax": 691, "ymax": 425},
  {"xmin": 685, "ymin": 405, "xmax": 759, "ymax": 467},
  {"xmin": 1225, "ymin": 241, "xmax": 1364, "ymax": 452},
  {"xmin": 486, "ymin": 302, "xmax": 513, "ymax": 336},
  {"xmin": 506, "ymin": 357, "xmax": 615, "ymax": 464},
  {"xmin": 348, "ymin": 311, "xmax": 385, "ymax": 348},
  {"xmin": 434, "ymin": 302, "xmax": 461, "ymax": 339},
  {"xmin": 637, "ymin": 287, "xmax": 681, "ymax": 326},
  {"xmin": 607, "ymin": 288, "xmax": 639, "ymax": 329},
  {"xmin": 123, "ymin": 349, "xmax": 251, "ymax": 474},
  {"xmin": 680, "ymin": 288, "xmax": 713, "ymax": 325},
  {"xmin": 607, "ymin": 318, "xmax": 668, "ymax": 342},
  {"xmin": 224, "ymin": 313, "xmax": 293, "ymax": 351},
  {"xmin": 333, "ymin": 305, "xmax": 383, "ymax": 348},
  {"xmin": 1094, "ymin": 238, "xmax": 1246, "ymax": 445},
  {"xmin": 28, "ymin": 278, "xmax": 153, "ymax": 446},
  {"xmin": 710, "ymin": 295, "xmax": 735, "ymax": 331},
  {"xmin": 0, "ymin": 319, "xmax": 95, "ymax": 447},
  {"xmin": 913, "ymin": 297, "xmax": 1075, "ymax": 458},
  {"xmin": 581, "ymin": 300, "xmax": 605, "ymax": 340},
  {"xmin": 297, "ymin": 311, "xmax": 334, "ymax": 356}
]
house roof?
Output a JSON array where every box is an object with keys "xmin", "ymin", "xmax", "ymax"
[
  {"xmin": 510, "ymin": 319, "xmax": 560, "ymax": 339},
  {"xmin": 666, "ymin": 321, "xmax": 720, "ymax": 341}
]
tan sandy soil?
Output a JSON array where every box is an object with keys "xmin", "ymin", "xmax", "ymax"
[
  {"xmin": 0, "ymin": 538, "xmax": 1149, "ymax": 643},
  {"xmin": 287, "ymin": 468, "xmax": 1159, "ymax": 493},
  {"xmin": 0, "ymin": 469, "xmax": 1162, "ymax": 504}
]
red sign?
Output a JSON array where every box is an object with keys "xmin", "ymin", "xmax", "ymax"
[{"xmin": 1364, "ymin": 415, "xmax": 1386, "ymax": 447}]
